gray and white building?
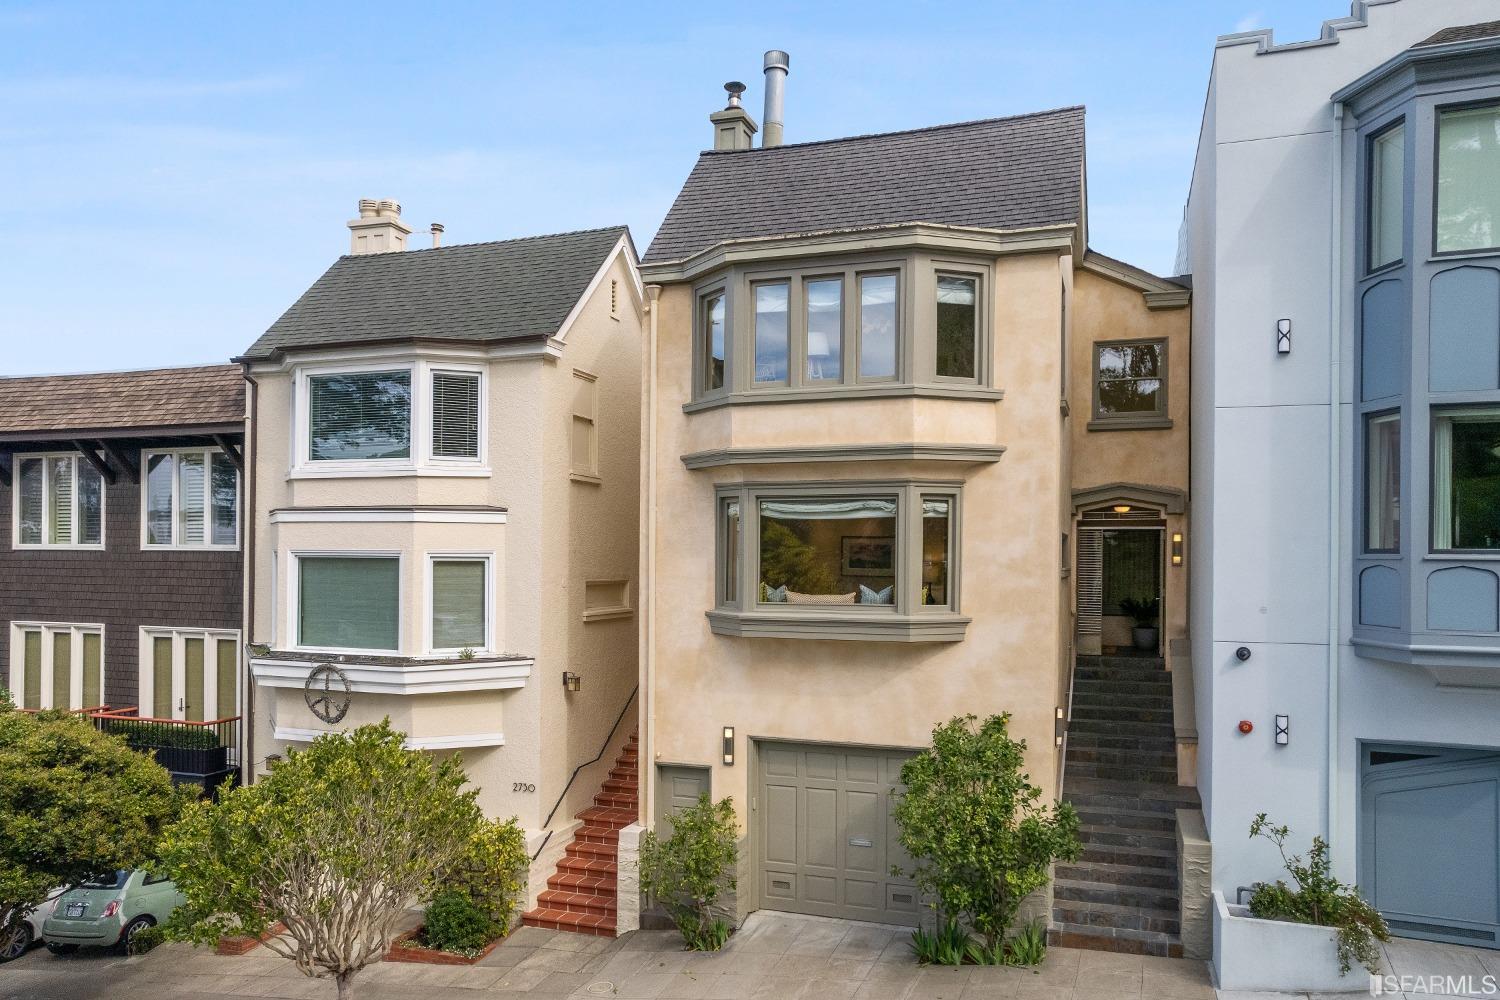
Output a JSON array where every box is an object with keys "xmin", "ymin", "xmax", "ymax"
[{"xmin": 1180, "ymin": 0, "xmax": 1500, "ymax": 948}]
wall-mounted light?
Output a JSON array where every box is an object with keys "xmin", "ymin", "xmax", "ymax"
[
  {"xmin": 562, "ymin": 671, "xmax": 582, "ymax": 693},
  {"xmin": 1171, "ymin": 532, "xmax": 1184, "ymax": 566},
  {"xmin": 1055, "ymin": 706, "xmax": 1065, "ymax": 748},
  {"xmin": 1275, "ymin": 715, "xmax": 1290, "ymax": 746},
  {"xmin": 1113, "ymin": 504, "xmax": 1133, "ymax": 514},
  {"xmin": 722, "ymin": 727, "xmax": 735, "ymax": 766},
  {"xmin": 1276, "ymin": 318, "xmax": 1292, "ymax": 355}
]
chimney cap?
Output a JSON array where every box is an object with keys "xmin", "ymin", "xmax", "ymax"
[
  {"xmin": 764, "ymin": 50, "xmax": 790, "ymax": 71},
  {"xmin": 724, "ymin": 81, "xmax": 746, "ymax": 108}
]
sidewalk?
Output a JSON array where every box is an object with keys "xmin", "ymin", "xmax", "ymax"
[{"xmin": 1216, "ymin": 933, "xmax": 1500, "ymax": 1000}]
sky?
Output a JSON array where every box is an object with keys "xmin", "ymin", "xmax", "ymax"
[{"xmin": 0, "ymin": 1, "xmax": 1338, "ymax": 377}]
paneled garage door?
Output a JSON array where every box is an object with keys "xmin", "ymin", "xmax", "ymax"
[
  {"xmin": 756, "ymin": 741, "xmax": 920, "ymax": 924},
  {"xmin": 1361, "ymin": 746, "xmax": 1500, "ymax": 948}
]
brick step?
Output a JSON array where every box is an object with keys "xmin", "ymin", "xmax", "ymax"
[
  {"xmin": 1067, "ymin": 720, "xmax": 1176, "ymax": 739},
  {"xmin": 1053, "ymin": 899, "xmax": 1179, "ymax": 937},
  {"xmin": 535, "ymin": 889, "xmax": 617, "ymax": 919},
  {"xmin": 521, "ymin": 907, "xmax": 615, "ymax": 937},
  {"xmin": 608, "ymin": 767, "xmax": 638, "ymax": 783},
  {"xmin": 573, "ymin": 824, "xmax": 623, "ymax": 846},
  {"xmin": 557, "ymin": 854, "xmax": 618, "ymax": 877},
  {"xmin": 1070, "ymin": 806, "xmax": 1180, "ymax": 835},
  {"xmin": 592, "ymin": 791, "xmax": 638, "ymax": 809},
  {"xmin": 1056, "ymin": 861, "xmax": 1179, "ymax": 891},
  {"xmin": 1065, "ymin": 762, "xmax": 1179, "ymax": 785},
  {"xmin": 1069, "ymin": 705, "xmax": 1175, "ymax": 725},
  {"xmin": 1053, "ymin": 877, "xmax": 1180, "ymax": 912},
  {"xmin": 601, "ymin": 777, "xmax": 638, "ymax": 795},
  {"xmin": 547, "ymin": 870, "xmax": 619, "ymax": 896},
  {"xmin": 575, "ymin": 805, "xmax": 636, "ymax": 829},
  {"xmin": 566, "ymin": 838, "xmax": 619, "ymax": 860},
  {"xmin": 1064, "ymin": 732, "xmax": 1178, "ymax": 754},
  {"xmin": 1050, "ymin": 922, "xmax": 1181, "ymax": 958}
]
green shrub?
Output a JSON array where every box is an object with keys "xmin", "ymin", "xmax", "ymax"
[
  {"xmin": 1246, "ymin": 814, "xmax": 1389, "ymax": 975},
  {"xmin": 432, "ymin": 817, "xmax": 528, "ymax": 934},
  {"xmin": 892, "ymin": 714, "xmax": 1081, "ymax": 956},
  {"xmin": 638, "ymin": 794, "xmax": 738, "ymax": 951},
  {"xmin": 910, "ymin": 917, "xmax": 972, "ymax": 966},
  {"xmin": 1003, "ymin": 921, "xmax": 1048, "ymax": 966},
  {"xmin": 422, "ymin": 891, "xmax": 496, "ymax": 955},
  {"xmin": 128, "ymin": 925, "xmax": 166, "ymax": 955},
  {"xmin": 108, "ymin": 722, "xmax": 222, "ymax": 750}
]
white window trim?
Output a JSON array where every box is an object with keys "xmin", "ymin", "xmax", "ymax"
[
  {"xmin": 424, "ymin": 551, "xmax": 496, "ymax": 655},
  {"xmin": 139, "ymin": 446, "xmax": 241, "ymax": 551},
  {"xmin": 289, "ymin": 359, "xmax": 489, "ymax": 479},
  {"xmin": 288, "ymin": 550, "xmax": 405, "ymax": 655},
  {"xmin": 8, "ymin": 622, "xmax": 105, "ymax": 711},
  {"xmin": 11, "ymin": 452, "xmax": 106, "ymax": 550},
  {"xmin": 138, "ymin": 626, "xmax": 241, "ymax": 721}
]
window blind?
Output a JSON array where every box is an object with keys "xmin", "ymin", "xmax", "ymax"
[
  {"xmin": 146, "ymin": 453, "xmax": 174, "ymax": 544},
  {"xmin": 431, "ymin": 371, "xmax": 480, "ymax": 459},
  {"xmin": 308, "ymin": 370, "xmax": 412, "ymax": 461},
  {"xmin": 17, "ymin": 459, "xmax": 42, "ymax": 544},
  {"xmin": 82, "ymin": 632, "xmax": 102, "ymax": 709},
  {"xmin": 178, "ymin": 453, "xmax": 206, "ymax": 545},
  {"xmin": 432, "ymin": 560, "xmax": 485, "ymax": 649},
  {"xmin": 300, "ymin": 557, "xmax": 400, "ymax": 650},
  {"xmin": 48, "ymin": 457, "xmax": 72, "ymax": 544}
]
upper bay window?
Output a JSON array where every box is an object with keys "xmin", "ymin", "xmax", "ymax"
[
  {"xmin": 1436, "ymin": 103, "xmax": 1500, "ymax": 256},
  {"xmin": 1432, "ymin": 407, "xmax": 1500, "ymax": 551},
  {"xmin": 14, "ymin": 453, "xmax": 103, "ymax": 548},
  {"xmin": 1368, "ymin": 120, "xmax": 1405, "ymax": 271},
  {"xmin": 1365, "ymin": 412, "xmax": 1400, "ymax": 553},
  {"xmin": 1090, "ymin": 339, "xmax": 1169, "ymax": 430},
  {"xmin": 690, "ymin": 254, "xmax": 991, "ymax": 406},
  {"xmin": 294, "ymin": 361, "xmax": 484, "ymax": 475},
  {"xmin": 144, "ymin": 448, "xmax": 239, "ymax": 549}
]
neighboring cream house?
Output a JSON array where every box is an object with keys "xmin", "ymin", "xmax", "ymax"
[
  {"xmin": 239, "ymin": 202, "xmax": 644, "ymax": 919},
  {"xmin": 629, "ymin": 69, "xmax": 1192, "ymax": 953}
]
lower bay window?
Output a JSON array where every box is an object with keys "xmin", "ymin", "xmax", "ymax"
[
  {"xmin": 295, "ymin": 554, "xmax": 401, "ymax": 652},
  {"xmin": 711, "ymin": 482, "xmax": 965, "ymax": 641},
  {"xmin": 9, "ymin": 622, "xmax": 103, "ymax": 711},
  {"xmin": 428, "ymin": 555, "xmax": 491, "ymax": 652},
  {"xmin": 1433, "ymin": 407, "xmax": 1500, "ymax": 551}
]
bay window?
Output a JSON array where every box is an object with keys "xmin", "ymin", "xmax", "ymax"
[
  {"xmin": 857, "ymin": 273, "xmax": 899, "ymax": 380},
  {"xmin": 297, "ymin": 555, "xmax": 400, "ymax": 651},
  {"xmin": 753, "ymin": 282, "xmax": 790, "ymax": 384},
  {"xmin": 805, "ymin": 278, "xmax": 843, "ymax": 381},
  {"xmin": 144, "ymin": 448, "xmax": 239, "ymax": 548},
  {"xmin": 1365, "ymin": 412, "xmax": 1400, "ymax": 552},
  {"xmin": 308, "ymin": 370, "xmax": 412, "ymax": 462},
  {"xmin": 14, "ymin": 453, "xmax": 103, "ymax": 547},
  {"xmin": 1368, "ymin": 121, "xmax": 1405, "ymax": 271},
  {"xmin": 1436, "ymin": 103, "xmax": 1500, "ymax": 255},
  {"xmin": 935, "ymin": 274, "xmax": 978, "ymax": 380},
  {"xmin": 1433, "ymin": 408, "xmax": 1500, "ymax": 551},
  {"xmin": 430, "ymin": 556, "xmax": 489, "ymax": 652}
]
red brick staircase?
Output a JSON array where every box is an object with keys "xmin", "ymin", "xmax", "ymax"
[{"xmin": 520, "ymin": 729, "xmax": 638, "ymax": 936}]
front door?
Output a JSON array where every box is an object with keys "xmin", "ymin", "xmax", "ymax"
[
  {"xmin": 1077, "ymin": 521, "xmax": 1164, "ymax": 655},
  {"xmin": 141, "ymin": 628, "xmax": 239, "ymax": 720}
]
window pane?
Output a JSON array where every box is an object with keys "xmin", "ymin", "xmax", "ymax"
[
  {"xmin": 51, "ymin": 631, "xmax": 70, "ymax": 710},
  {"xmin": 431, "ymin": 371, "xmax": 480, "ymax": 459},
  {"xmin": 146, "ymin": 453, "xmax": 174, "ymax": 545},
  {"xmin": 47, "ymin": 457, "xmax": 72, "ymax": 545},
  {"xmin": 432, "ymin": 560, "xmax": 486, "ymax": 649},
  {"xmin": 758, "ymin": 497, "xmax": 897, "ymax": 605},
  {"xmin": 922, "ymin": 497, "xmax": 952, "ymax": 608},
  {"xmin": 1434, "ymin": 410, "xmax": 1500, "ymax": 549},
  {"xmin": 858, "ymin": 274, "xmax": 898, "ymax": 379},
  {"xmin": 1097, "ymin": 343, "xmax": 1164, "ymax": 415},
  {"xmin": 211, "ymin": 452, "xmax": 238, "ymax": 546},
  {"xmin": 76, "ymin": 462, "xmax": 102, "ymax": 546},
  {"xmin": 184, "ymin": 637, "xmax": 205, "ymax": 721},
  {"xmin": 178, "ymin": 453, "xmax": 206, "ymax": 546},
  {"xmin": 215, "ymin": 639, "xmax": 237, "ymax": 719},
  {"xmin": 1369, "ymin": 124, "xmax": 1404, "ymax": 269},
  {"xmin": 704, "ymin": 294, "xmax": 726, "ymax": 391},
  {"xmin": 753, "ymin": 283, "xmax": 789, "ymax": 384},
  {"xmin": 936, "ymin": 275, "xmax": 977, "ymax": 379},
  {"xmin": 299, "ymin": 557, "xmax": 400, "ymax": 650},
  {"xmin": 308, "ymin": 370, "xmax": 412, "ymax": 461},
  {"xmin": 17, "ymin": 459, "xmax": 42, "ymax": 545},
  {"xmin": 1366, "ymin": 414, "xmax": 1400, "ymax": 551},
  {"xmin": 805, "ymin": 278, "xmax": 843, "ymax": 382},
  {"xmin": 21, "ymin": 630, "xmax": 41, "ymax": 710},
  {"xmin": 1437, "ymin": 105, "xmax": 1500, "ymax": 253},
  {"xmin": 82, "ymin": 632, "xmax": 102, "ymax": 708},
  {"xmin": 152, "ymin": 636, "xmax": 173, "ymax": 718},
  {"xmin": 722, "ymin": 498, "xmax": 740, "ymax": 605}
]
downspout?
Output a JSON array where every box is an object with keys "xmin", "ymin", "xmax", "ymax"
[
  {"xmin": 1326, "ymin": 101, "xmax": 1345, "ymax": 850},
  {"xmin": 241, "ymin": 367, "xmax": 259, "ymax": 783},
  {"xmin": 641, "ymin": 284, "xmax": 662, "ymax": 827}
]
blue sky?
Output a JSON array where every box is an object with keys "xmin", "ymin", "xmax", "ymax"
[{"xmin": 0, "ymin": 1, "xmax": 1335, "ymax": 376}]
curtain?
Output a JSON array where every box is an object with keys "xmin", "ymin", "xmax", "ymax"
[
  {"xmin": 760, "ymin": 498, "xmax": 897, "ymax": 520},
  {"xmin": 1433, "ymin": 415, "xmax": 1454, "ymax": 549},
  {"xmin": 299, "ymin": 557, "xmax": 400, "ymax": 650}
]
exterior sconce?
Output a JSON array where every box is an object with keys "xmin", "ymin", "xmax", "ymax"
[
  {"xmin": 1171, "ymin": 533, "xmax": 1184, "ymax": 566},
  {"xmin": 1112, "ymin": 505, "xmax": 1132, "ymax": 514},
  {"xmin": 1276, "ymin": 318, "xmax": 1292, "ymax": 355},
  {"xmin": 722, "ymin": 727, "xmax": 735, "ymax": 766},
  {"xmin": 1275, "ymin": 715, "xmax": 1290, "ymax": 746},
  {"xmin": 1238, "ymin": 720, "xmax": 1254, "ymax": 735},
  {"xmin": 562, "ymin": 671, "xmax": 582, "ymax": 692},
  {"xmin": 1055, "ymin": 706, "xmax": 1065, "ymax": 748}
]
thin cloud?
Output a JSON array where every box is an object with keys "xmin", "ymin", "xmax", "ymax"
[{"xmin": 0, "ymin": 73, "xmax": 296, "ymax": 103}]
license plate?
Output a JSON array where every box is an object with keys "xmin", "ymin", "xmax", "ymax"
[{"xmin": 65, "ymin": 902, "xmax": 86, "ymax": 917}]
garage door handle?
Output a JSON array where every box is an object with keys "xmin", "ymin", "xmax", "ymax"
[{"xmin": 848, "ymin": 837, "xmax": 872, "ymax": 848}]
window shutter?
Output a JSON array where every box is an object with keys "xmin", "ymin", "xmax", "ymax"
[
  {"xmin": 431, "ymin": 372, "xmax": 480, "ymax": 459},
  {"xmin": 48, "ymin": 457, "xmax": 73, "ymax": 544},
  {"xmin": 432, "ymin": 560, "xmax": 486, "ymax": 649}
]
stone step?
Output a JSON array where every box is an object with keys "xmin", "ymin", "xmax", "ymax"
[
  {"xmin": 1070, "ymin": 806, "xmax": 1180, "ymax": 835},
  {"xmin": 1066, "ymin": 719, "xmax": 1176, "ymax": 739},
  {"xmin": 1050, "ymin": 922, "xmax": 1182, "ymax": 958},
  {"xmin": 1069, "ymin": 694, "xmax": 1174, "ymax": 715},
  {"xmin": 1069, "ymin": 705, "xmax": 1175, "ymax": 725},
  {"xmin": 1053, "ymin": 899, "xmax": 1179, "ymax": 936},
  {"xmin": 1066, "ymin": 777, "xmax": 1199, "ymax": 804},
  {"xmin": 1071, "ymin": 675, "xmax": 1173, "ymax": 694},
  {"xmin": 1078, "ymin": 824, "xmax": 1177, "ymax": 853},
  {"xmin": 1065, "ymin": 747, "xmax": 1178, "ymax": 771},
  {"xmin": 1076, "ymin": 655, "xmax": 1167, "ymax": 669},
  {"xmin": 1053, "ymin": 877, "xmax": 1180, "ymax": 913},
  {"xmin": 1065, "ymin": 732, "xmax": 1178, "ymax": 754},
  {"xmin": 1065, "ymin": 762, "xmax": 1180, "ymax": 785},
  {"xmin": 535, "ymin": 889, "xmax": 617, "ymax": 919},
  {"xmin": 521, "ymin": 907, "xmax": 615, "ymax": 937},
  {"xmin": 1078, "ymin": 842, "xmax": 1178, "ymax": 871},
  {"xmin": 1055, "ymin": 860, "xmax": 1179, "ymax": 891}
]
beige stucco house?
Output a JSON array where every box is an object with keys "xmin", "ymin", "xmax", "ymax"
[
  {"xmin": 627, "ymin": 78, "xmax": 1194, "ymax": 955},
  {"xmin": 238, "ymin": 202, "xmax": 644, "ymax": 929}
]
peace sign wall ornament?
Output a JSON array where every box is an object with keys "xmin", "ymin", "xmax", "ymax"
[{"xmin": 304, "ymin": 663, "xmax": 353, "ymax": 724}]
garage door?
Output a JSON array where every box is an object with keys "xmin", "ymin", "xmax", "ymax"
[
  {"xmin": 1361, "ymin": 746, "xmax": 1500, "ymax": 948},
  {"xmin": 756, "ymin": 741, "xmax": 920, "ymax": 925}
]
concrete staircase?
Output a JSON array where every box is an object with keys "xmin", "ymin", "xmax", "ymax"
[
  {"xmin": 1052, "ymin": 654, "xmax": 1198, "ymax": 958},
  {"xmin": 521, "ymin": 730, "xmax": 638, "ymax": 937}
]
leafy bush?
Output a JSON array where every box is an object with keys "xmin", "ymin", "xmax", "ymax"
[
  {"xmin": 893, "ymin": 714, "xmax": 1081, "ymax": 956},
  {"xmin": 432, "ymin": 817, "xmax": 527, "ymax": 934},
  {"xmin": 422, "ymin": 891, "xmax": 496, "ymax": 955},
  {"xmin": 638, "ymin": 794, "xmax": 738, "ymax": 951},
  {"xmin": 910, "ymin": 917, "xmax": 971, "ymax": 966},
  {"xmin": 1003, "ymin": 921, "xmax": 1048, "ymax": 966},
  {"xmin": 1246, "ymin": 814, "xmax": 1390, "ymax": 975},
  {"xmin": 128, "ymin": 924, "xmax": 166, "ymax": 955}
]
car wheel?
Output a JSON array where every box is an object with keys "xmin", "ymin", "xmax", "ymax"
[
  {"xmin": 45, "ymin": 942, "xmax": 78, "ymax": 956},
  {"xmin": 0, "ymin": 923, "xmax": 32, "ymax": 961},
  {"xmin": 119, "ymin": 916, "xmax": 155, "ymax": 952}
]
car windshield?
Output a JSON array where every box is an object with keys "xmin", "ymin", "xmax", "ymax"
[{"xmin": 80, "ymin": 871, "xmax": 129, "ymax": 890}]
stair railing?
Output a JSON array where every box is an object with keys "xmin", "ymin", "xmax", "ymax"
[
  {"xmin": 530, "ymin": 686, "xmax": 639, "ymax": 861},
  {"xmin": 1058, "ymin": 646, "xmax": 1077, "ymax": 795}
]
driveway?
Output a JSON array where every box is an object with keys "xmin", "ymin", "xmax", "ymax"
[{"xmin": 0, "ymin": 911, "xmax": 1215, "ymax": 1000}]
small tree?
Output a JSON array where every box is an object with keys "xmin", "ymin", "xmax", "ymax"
[
  {"xmin": 638, "ymin": 794, "xmax": 738, "ymax": 951},
  {"xmin": 893, "ymin": 714, "xmax": 1081, "ymax": 957},
  {"xmin": 0, "ymin": 700, "xmax": 186, "ymax": 950},
  {"xmin": 158, "ymin": 722, "xmax": 487, "ymax": 1000}
]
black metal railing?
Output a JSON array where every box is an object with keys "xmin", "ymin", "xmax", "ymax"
[{"xmin": 90, "ymin": 709, "xmax": 240, "ymax": 791}]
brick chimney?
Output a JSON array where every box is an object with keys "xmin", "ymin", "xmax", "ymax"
[{"xmin": 346, "ymin": 199, "xmax": 412, "ymax": 254}]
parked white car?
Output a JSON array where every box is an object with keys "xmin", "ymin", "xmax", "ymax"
[{"xmin": 0, "ymin": 889, "xmax": 63, "ymax": 962}]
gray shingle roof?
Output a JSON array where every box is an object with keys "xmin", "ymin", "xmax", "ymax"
[
  {"xmin": 643, "ymin": 107, "xmax": 1085, "ymax": 265},
  {"xmin": 241, "ymin": 226, "xmax": 629, "ymax": 360},
  {"xmin": 0, "ymin": 365, "xmax": 243, "ymax": 437},
  {"xmin": 1414, "ymin": 21, "xmax": 1500, "ymax": 48}
]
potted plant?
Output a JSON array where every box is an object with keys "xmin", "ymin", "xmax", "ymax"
[{"xmin": 1118, "ymin": 597, "xmax": 1160, "ymax": 652}]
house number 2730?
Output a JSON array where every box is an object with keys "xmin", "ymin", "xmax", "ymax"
[{"xmin": 512, "ymin": 782, "xmax": 536, "ymax": 793}]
